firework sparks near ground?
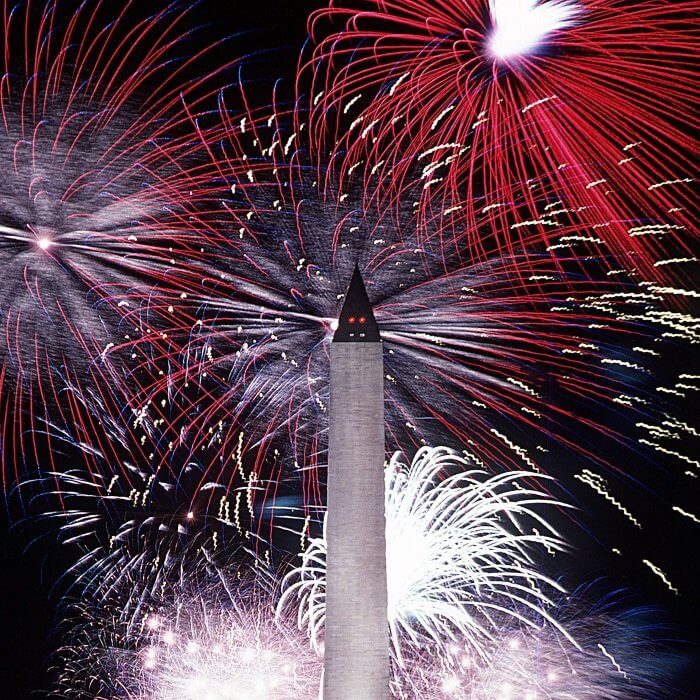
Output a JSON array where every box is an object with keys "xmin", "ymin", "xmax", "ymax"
[
  {"xmin": 0, "ymin": 0, "xmax": 231, "ymax": 488},
  {"xmin": 129, "ymin": 587, "xmax": 321, "ymax": 700},
  {"xmin": 52, "ymin": 575, "xmax": 683, "ymax": 699},
  {"xmin": 50, "ymin": 555, "xmax": 322, "ymax": 699},
  {"xmin": 392, "ymin": 594, "xmax": 684, "ymax": 699},
  {"xmin": 279, "ymin": 446, "xmax": 573, "ymax": 664},
  {"xmin": 55, "ymin": 583, "xmax": 681, "ymax": 699},
  {"xmin": 303, "ymin": 0, "xmax": 698, "ymax": 277},
  {"xmin": 45, "ymin": 449, "xmax": 684, "ymax": 700}
]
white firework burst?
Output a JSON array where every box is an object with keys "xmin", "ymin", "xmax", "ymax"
[
  {"xmin": 279, "ymin": 445, "xmax": 575, "ymax": 665},
  {"xmin": 52, "ymin": 554, "xmax": 680, "ymax": 699},
  {"xmin": 53, "ymin": 556, "xmax": 322, "ymax": 699},
  {"xmin": 135, "ymin": 591, "xmax": 321, "ymax": 700},
  {"xmin": 392, "ymin": 597, "xmax": 682, "ymax": 699}
]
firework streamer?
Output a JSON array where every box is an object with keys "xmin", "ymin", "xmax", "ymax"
[
  {"xmin": 0, "ymin": 3, "xmax": 694, "ymax": 696},
  {"xmin": 0, "ymin": 0, "xmax": 236, "ymax": 488},
  {"xmin": 278, "ymin": 445, "xmax": 574, "ymax": 665},
  {"xmin": 114, "ymin": 91, "xmax": 698, "ymax": 556},
  {"xmin": 303, "ymin": 0, "xmax": 698, "ymax": 278}
]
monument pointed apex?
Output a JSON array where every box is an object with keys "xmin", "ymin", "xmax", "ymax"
[{"xmin": 333, "ymin": 265, "xmax": 380, "ymax": 343}]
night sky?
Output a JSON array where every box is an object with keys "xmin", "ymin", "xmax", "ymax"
[{"xmin": 0, "ymin": 1, "xmax": 698, "ymax": 697}]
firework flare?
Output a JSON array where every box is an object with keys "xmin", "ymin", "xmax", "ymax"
[
  {"xmin": 303, "ymin": 0, "xmax": 698, "ymax": 277},
  {"xmin": 51, "ymin": 553, "xmax": 322, "ymax": 699}
]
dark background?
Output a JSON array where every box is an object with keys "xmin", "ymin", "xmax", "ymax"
[{"xmin": 1, "ymin": 0, "xmax": 698, "ymax": 696}]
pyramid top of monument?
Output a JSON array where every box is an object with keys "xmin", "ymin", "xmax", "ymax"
[{"xmin": 333, "ymin": 265, "xmax": 381, "ymax": 343}]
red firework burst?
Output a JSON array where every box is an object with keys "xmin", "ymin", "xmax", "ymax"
[
  {"xmin": 304, "ymin": 0, "xmax": 698, "ymax": 277},
  {"xmin": 104, "ymin": 86, "xmax": 694, "ymax": 548}
]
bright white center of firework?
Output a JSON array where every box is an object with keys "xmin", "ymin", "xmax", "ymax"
[
  {"xmin": 442, "ymin": 676, "xmax": 461, "ymax": 692},
  {"xmin": 488, "ymin": 0, "xmax": 578, "ymax": 60},
  {"xmin": 330, "ymin": 319, "xmax": 339, "ymax": 332},
  {"xmin": 37, "ymin": 237, "xmax": 52, "ymax": 250},
  {"xmin": 386, "ymin": 520, "xmax": 432, "ymax": 616},
  {"xmin": 138, "ymin": 604, "xmax": 318, "ymax": 700},
  {"xmin": 181, "ymin": 673, "xmax": 282, "ymax": 699}
]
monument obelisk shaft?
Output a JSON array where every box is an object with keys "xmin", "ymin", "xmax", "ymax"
[{"xmin": 324, "ymin": 266, "xmax": 389, "ymax": 699}]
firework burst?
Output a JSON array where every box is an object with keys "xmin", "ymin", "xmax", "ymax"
[
  {"xmin": 391, "ymin": 594, "xmax": 684, "ymax": 699},
  {"xmin": 43, "ymin": 437, "xmax": 678, "ymax": 699},
  {"xmin": 17, "ymin": 379, "xmax": 266, "ymax": 599},
  {"xmin": 113, "ymin": 92, "xmax": 698, "ymax": 556},
  {"xmin": 0, "ymin": 0, "xmax": 232, "ymax": 487},
  {"xmin": 20, "ymin": 380, "xmax": 688, "ymax": 697},
  {"xmin": 51, "ymin": 552, "xmax": 321, "ymax": 699},
  {"xmin": 303, "ymin": 0, "xmax": 698, "ymax": 277},
  {"xmin": 134, "ymin": 591, "xmax": 321, "ymax": 700},
  {"xmin": 51, "ymin": 552, "xmax": 682, "ymax": 699},
  {"xmin": 279, "ymin": 445, "xmax": 573, "ymax": 665},
  {"xmin": 0, "ymin": 2, "xmax": 695, "ymax": 697}
]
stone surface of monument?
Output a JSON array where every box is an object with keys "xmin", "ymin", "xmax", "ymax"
[{"xmin": 323, "ymin": 265, "xmax": 390, "ymax": 699}]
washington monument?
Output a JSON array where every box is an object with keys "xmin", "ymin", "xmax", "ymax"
[{"xmin": 323, "ymin": 265, "xmax": 390, "ymax": 699}]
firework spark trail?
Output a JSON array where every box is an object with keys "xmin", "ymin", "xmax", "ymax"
[
  {"xmin": 17, "ymin": 381, "xmax": 269, "ymax": 598},
  {"xmin": 278, "ymin": 446, "xmax": 574, "ymax": 665},
  {"xmin": 110, "ymin": 92, "xmax": 698, "ymax": 551},
  {"xmin": 302, "ymin": 0, "xmax": 698, "ymax": 278},
  {"xmin": 437, "ymin": 600, "xmax": 681, "ymax": 699},
  {"xmin": 0, "ymin": 3, "xmax": 692, "ymax": 696},
  {"xmin": 0, "ymin": 0, "xmax": 237, "ymax": 489}
]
